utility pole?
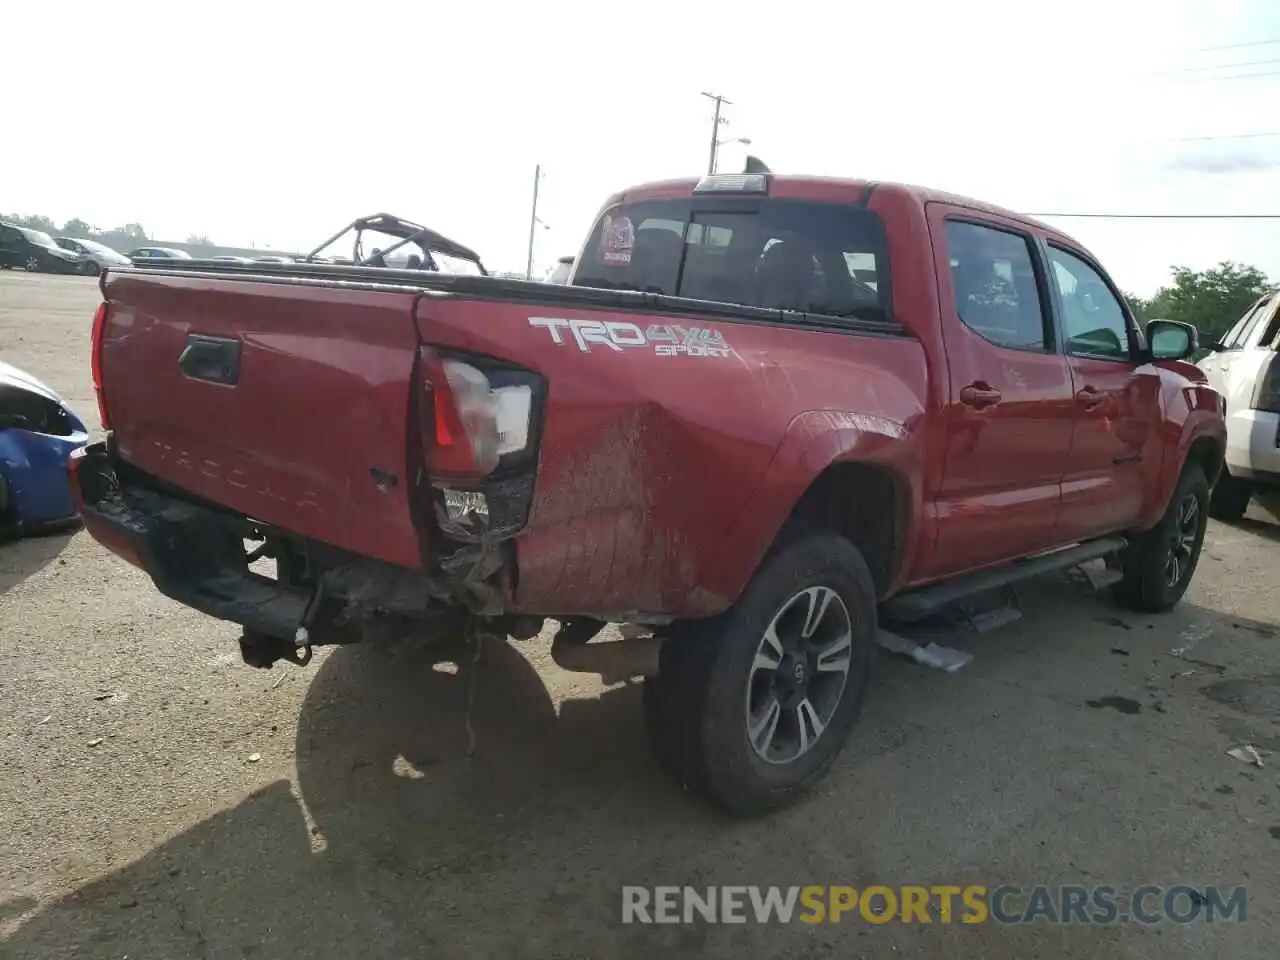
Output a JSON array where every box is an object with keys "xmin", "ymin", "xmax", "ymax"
[
  {"xmin": 525, "ymin": 164, "xmax": 542, "ymax": 280},
  {"xmin": 701, "ymin": 92, "xmax": 732, "ymax": 174}
]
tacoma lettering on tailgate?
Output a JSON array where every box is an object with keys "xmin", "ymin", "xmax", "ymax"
[{"xmin": 528, "ymin": 317, "xmax": 732, "ymax": 358}]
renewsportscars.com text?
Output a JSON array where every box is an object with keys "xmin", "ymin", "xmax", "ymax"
[{"xmin": 621, "ymin": 885, "xmax": 1248, "ymax": 925}]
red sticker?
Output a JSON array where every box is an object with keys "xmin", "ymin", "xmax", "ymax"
[{"xmin": 601, "ymin": 215, "xmax": 634, "ymax": 265}]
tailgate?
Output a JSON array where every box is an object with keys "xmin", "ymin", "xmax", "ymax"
[{"xmin": 100, "ymin": 271, "xmax": 427, "ymax": 568}]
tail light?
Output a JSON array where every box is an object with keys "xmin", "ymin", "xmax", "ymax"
[
  {"xmin": 66, "ymin": 446, "xmax": 87, "ymax": 508},
  {"xmin": 1250, "ymin": 354, "xmax": 1280, "ymax": 414},
  {"xmin": 90, "ymin": 301, "xmax": 111, "ymax": 429},
  {"xmin": 420, "ymin": 351, "xmax": 533, "ymax": 481}
]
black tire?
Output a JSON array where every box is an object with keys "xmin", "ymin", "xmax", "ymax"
[
  {"xmin": 1208, "ymin": 466, "xmax": 1251, "ymax": 521},
  {"xmin": 24, "ymin": 256, "xmax": 39, "ymax": 272},
  {"xmin": 1114, "ymin": 464, "xmax": 1209, "ymax": 613},
  {"xmin": 642, "ymin": 534, "xmax": 877, "ymax": 816},
  {"xmin": 81, "ymin": 260, "xmax": 100, "ymax": 277}
]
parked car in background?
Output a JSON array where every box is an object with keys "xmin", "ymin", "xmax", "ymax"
[
  {"xmin": 252, "ymin": 255, "xmax": 295, "ymax": 264},
  {"xmin": 0, "ymin": 360, "xmax": 88, "ymax": 539},
  {"xmin": 0, "ymin": 223, "xmax": 82, "ymax": 273},
  {"xmin": 545, "ymin": 255, "xmax": 574, "ymax": 284},
  {"xmin": 128, "ymin": 247, "xmax": 193, "ymax": 263},
  {"xmin": 213, "ymin": 256, "xmax": 253, "ymax": 263},
  {"xmin": 1197, "ymin": 292, "xmax": 1280, "ymax": 519},
  {"xmin": 55, "ymin": 237, "xmax": 132, "ymax": 276}
]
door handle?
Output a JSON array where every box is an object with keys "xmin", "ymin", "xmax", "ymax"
[
  {"xmin": 959, "ymin": 382, "xmax": 1002, "ymax": 409},
  {"xmin": 179, "ymin": 334, "xmax": 241, "ymax": 385},
  {"xmin": 1075, "ymin": 386, "xmax": 1104, "ymax": 410}
]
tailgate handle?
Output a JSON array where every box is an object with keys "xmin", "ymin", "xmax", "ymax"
[{"xmin": 179, "ymin": 335, "xmax": 241, "ymax": 385}]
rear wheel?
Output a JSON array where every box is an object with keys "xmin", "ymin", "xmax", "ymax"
[
  {"xmin": 81, "ymin": 260, "xmax": 100, "ymax": 277},
  {"xmin": 24, "ymin": 256, "xmax": 39, "ymax": 272},
  {"xmin": 1208, "ymin": 466, "xmax": 1252, "ymax": 521},
  {"xmin": 643, "ymin": 534, "xmax": 877, "ymax": 816},
  {"xmin": 1114, "ymin": 464, "xmax": 1209, "ymax": 613}
]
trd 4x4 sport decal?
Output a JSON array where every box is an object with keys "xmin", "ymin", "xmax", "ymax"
[{"xmin": 528, "ymin": 317, "xmax": 732, "ymax": 358}]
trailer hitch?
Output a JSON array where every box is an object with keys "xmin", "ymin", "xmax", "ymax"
[{"xmin": 238, "ymin": 629, "xmax": 313, "ymax": 669}]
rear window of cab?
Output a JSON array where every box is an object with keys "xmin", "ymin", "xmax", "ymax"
[{"xmin": 572, "ymin": 198, "xmax": 892, "ymax": 323}]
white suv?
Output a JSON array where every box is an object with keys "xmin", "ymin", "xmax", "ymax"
[{"xmin": 1197, "ymin": 291, "xmax": 1280, "ymax": 519}]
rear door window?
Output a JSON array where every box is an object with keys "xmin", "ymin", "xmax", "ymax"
[
  {"xmin": 573, "ymin": 198, "xmax": 891, "ymax": 322},
  {"xmin": 944, "ymin": 220, "xmax": 1050, "ymax": 351}
]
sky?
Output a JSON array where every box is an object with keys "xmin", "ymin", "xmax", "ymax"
[{"xmin": 6, "ymin": 0, "xmax": 1280, "ymax": 294}]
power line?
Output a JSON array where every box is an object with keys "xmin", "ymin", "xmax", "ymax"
[
  {"xmin": 1188, "ymin": 38, "xmax": 1280, "ymax": 53},
  {"xmin": 1167, "ymin": 69, "xmax": 1280, "ymax": 83},
  {"xmin": 1171, "ymin": 130, "xmax": 1280, "ymax": 142},
  {"xmin": 1162, "ymin": 56, "xmax": 1280, "ymax": 74}
]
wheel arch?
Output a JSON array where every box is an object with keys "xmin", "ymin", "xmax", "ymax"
[
  {"xmin": 775, "ymin": 460, "xmax": 912, "ymax": 598},
  {"xmin": 1186, "ymin": 433, "xmax": 1225, "ymax": 489},
  {"xmin": 703, "ymin": 410, "xmax": 925, "ymax": 607}
]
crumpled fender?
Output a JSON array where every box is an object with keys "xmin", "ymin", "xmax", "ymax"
[{"xmin": 704, "ymin": 408, "xmax": 926, "ymax": 608}]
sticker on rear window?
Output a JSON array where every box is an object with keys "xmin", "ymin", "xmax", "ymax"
[{"xmin": 600, "ymin": 215, "xmax": 634, "ymax": 265}]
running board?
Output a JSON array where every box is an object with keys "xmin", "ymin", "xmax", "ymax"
[{"xmin": 882, "ymin": 537, "xmax": 1127, "ymax": 624}]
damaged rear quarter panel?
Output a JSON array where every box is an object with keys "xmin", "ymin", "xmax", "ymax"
[{"xmin": 418, "ymin": 296, "xmax": 929, "ymax": 619}]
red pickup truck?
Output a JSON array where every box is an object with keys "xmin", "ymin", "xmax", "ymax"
[{"xmin": 71, "ymin": 171, "xmax": 1225, "ymax": 815}]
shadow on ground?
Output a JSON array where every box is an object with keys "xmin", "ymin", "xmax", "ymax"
[
  {"xmin": 1229, "ymin": 516, "xmax": 1280, "ymax": 546},
  {"xmin": 2, "ymin": 575, "xmax": 1278, "ymax": 959},
  {"xmin": 0, "ymin": 529, "xmax": 75, "ymax": 597}
]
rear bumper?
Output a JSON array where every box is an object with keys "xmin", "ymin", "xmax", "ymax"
[{"xmin": 71, "ymin": 442, "xmax": 311, "ymax": 640}]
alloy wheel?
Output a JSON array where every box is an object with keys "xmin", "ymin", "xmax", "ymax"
[
  {"xmin": 744, "ymin": 585, "xmax": 854, "ymax": 765},
  {"xmin": 1165, "ymin": 493, "xmax": 1201, "ymax": 588}
]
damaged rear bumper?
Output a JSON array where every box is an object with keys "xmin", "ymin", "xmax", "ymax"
[
  {"xmin": 70, "ymin": 442, "xmax": 316, "ymax": 640},
  {"xmin": 69, "ymin": 442, "xmax": 511, "ymax": 661}
]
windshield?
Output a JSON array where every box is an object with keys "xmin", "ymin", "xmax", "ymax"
[
  {"xmin": 430, "ymin": 250, "xmax": 483, "ymax": 276},
  {"xmin": 22, "ymin": 230, "xmax": 58, "ymax": 249},
  {"xmin": 78, "ymin": 239, "xmax": 117, "ymax": 256},
  {"xmin": 573, "ymin": 197, "xmax": 892, "ymax": 321}
]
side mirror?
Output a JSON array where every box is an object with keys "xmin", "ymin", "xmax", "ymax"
[{"xmin": 1147, "ymin": 319, "xmax": 1198, "ymax": 361}]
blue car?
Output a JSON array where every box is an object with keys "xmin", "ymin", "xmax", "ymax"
[{"xmin": 0, "ymin": 361, "xmax": 89, "ymax": 538}]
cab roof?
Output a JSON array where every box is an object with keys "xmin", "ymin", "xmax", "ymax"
[{"xmin": 612, "ymin": 174, "xmax": 1057, "ymax": 235}]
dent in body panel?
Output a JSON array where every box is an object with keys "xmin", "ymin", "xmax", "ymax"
[{"xmin": 511, "ymin": 402, "xmax": 704, "ymax": 617}]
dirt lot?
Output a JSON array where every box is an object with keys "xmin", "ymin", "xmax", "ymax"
[{"xmin": 2, "ymin": 270, "xmax": 1279, "ymax": 958}]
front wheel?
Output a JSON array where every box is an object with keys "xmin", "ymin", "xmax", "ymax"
[
  {"xmin": 1114, "ymin": 463, "xmax": 1209, "ymax": 613},
  {"xmin": 81, "ymin": 259, "xmax": 100, "ymax": 277},
  {"xmin": 24, "ymin": 256, "xmax": 39, "ymax": 272},
  {"xmin": 643, "ymin": 534, "xmax": 877, "ymax": 816}
]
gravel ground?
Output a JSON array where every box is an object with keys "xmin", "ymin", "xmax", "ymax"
[{"xmin": 2, "ymin": 270, "xmax": 1279, "ymax": 958}]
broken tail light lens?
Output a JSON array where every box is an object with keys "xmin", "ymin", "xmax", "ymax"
[
  {"xmin": 1250, "ymin": 353, "xmax": 1280, "ymax": 414},
  {"xmin": 422, "ymin": 353, "xmax": 534, "ymax": 480},
  {"xmin": 90, "ymin": 301, "xmax": 111, "ymax": 430}
]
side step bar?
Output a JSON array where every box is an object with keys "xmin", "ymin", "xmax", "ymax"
[{"xmin": 882, "ymin": 537, "xmax": 1127, "ymax": 623}]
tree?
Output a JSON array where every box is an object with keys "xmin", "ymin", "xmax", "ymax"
[
  {"xmin": 5, "ymin": 213, "xmax": 58, "ymax": 234},
  {"xmin": 61, "ymin": 218, "xmax": 92, "ymax": 237},
  {"xmin": 1158, "ymin": 262, "xmax": 1271, "ymax": 342},
  {"xmin": 1124, "ymin": 292, "xmax": 1151, "ymax": 320},
  {"xmin": 187, "ymin": 233, "xmax": 213, "ymax": 246}
]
